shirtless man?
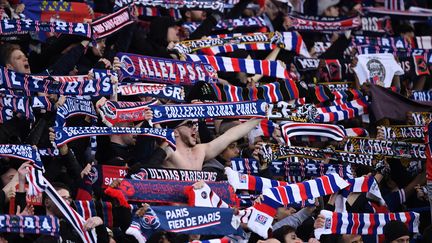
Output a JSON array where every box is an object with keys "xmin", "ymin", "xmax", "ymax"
[{"xmin": 162, "ymin": 118, "xmax": 261, "ymax": 170}]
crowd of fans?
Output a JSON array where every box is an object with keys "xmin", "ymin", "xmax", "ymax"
[{"xmin": 0, "ymin": 0, "xmax": 432, "ymax": 242}]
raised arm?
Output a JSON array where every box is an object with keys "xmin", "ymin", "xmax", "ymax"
[{"xmin": 203, "ymin": 118, "xmax": 261, "ymax": 161}]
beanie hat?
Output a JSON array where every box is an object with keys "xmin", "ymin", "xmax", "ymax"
[
  {"xmin": 383, "ymin": 220, "xmax": 409, "ymax": 242},
  {"xmin": 317, "ymin": 0, "xmax": 340, "ymax": 15}
]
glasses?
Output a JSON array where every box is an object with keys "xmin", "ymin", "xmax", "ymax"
[{"xmin": 176, "ymin": 120, "xmax": 198, "ymax": 129}]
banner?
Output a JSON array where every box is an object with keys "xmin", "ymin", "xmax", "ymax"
[
  {"xmin": 130, "ymin": 167, "xmax": 217, "ymax": 181},
  {"xmin": 0, "ymin": 67, "xmax": 113, "ymax": 96},
  {"xmin": 0, "ymin": 215, "xmax": 59, "ymax": 236},
  {"xmin": 22, "ymin": 0, "xmax": 92, "ymax": 23},
  {"xmin": 118, "ymin": 83, "xmax": 185, "ymax": 102},
  {"xmin": 54, "ymin": 126, "xmax": 175, "ymax": 147},
  {"xmin": 314, "ymin": 210, "xmax": 420, "ymax": 239},
  {"xmin": 379, "ymin": 125, "xmax": 424, "ymax": 140},
  {"xmin": 91, "ymin": 6, "xmax": 134, "ymax": 39},
  {"xmin": 117, "ymin": 53, "xmax": 218, "ymax": 85},
  {"xmin": 344, "ymin": 137, "xmax": 426, "ymax": 159},
  {"xmin": 96, "ymin": 97, "xmax": 157, "ymax": 127},
  {"xmin": 118, "ymin": 179, "xmax": 238, "ymax": 206},
  {"xmin": 150, "ymin": 100, "xmax": 267, "ymax": 123}
]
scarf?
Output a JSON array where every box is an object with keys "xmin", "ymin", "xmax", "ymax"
[
  {"xmin": 117, "ymin": 52, "xmax": 218, "ymax": 85},
  {"xmin": 56, "ymin": 97, "xmax": 97, "ymax": 127},
  {"xmin": 415, "ymin": 36, "xmax": 432, "ymax": 49},
  {"xmin": 184, "ymin": 182, "xmax": 229, "ymax": 208},
  {"xmin": 0, "ymin": 215, "xmax": 59, "ymax": 236},
  {"xmin": 134, "ymin": 6, "xmax": 182, "ymax": 19},
  {"xmin": 0, "ymin": 94, "xmax": 33, "ymax": 122},
  {"xmin": 26, "ymin": 170, "xmax": 97, "ymax": 243},
  {"xmin": 118, "ymin": 179, "xmax": 238, "ymax": 206},
  {"xmin": 363, "ymin": 6, "xmax": 432, "ymax": 20},
  {"xmin": 0, "ymin": 18, "xmax": 92, "ymax": 38},
  {"xmin": 357, "ymin": 15, "xmax": 393, "ymax": 35},
  {"xmin": 73, "ymin": 200, "xmax": 114, "ymax": 228},
  {"xmin": 186, "ymin": 54, "xmax": 290, "ymax": 80},
  {"xmin": 315, "ymin": 97, "xmax": 369, "ymax": 122},
  {"xmin": 379, "ymin": 125, "xmax": 424, "ymax": 140},
  {"xmin": 96, "ymin": 97, "xmax": 157, "ymax": 126},
  {"xmin": 54, "ymin": 126, "xmax": 175, "ymax": 147},
  {"xmin": 280, "ymin": 122, "xmax": 347, "ymax": 143},
  {"xmin": 410, "ymin": 112, "xmax": 432, "ymax": 126},
  {"xmin": 247, "ymin": 174, "xmax": 349, "ymax": 238},
  {"xmin": 130, "ymin": 167, "xmax": 217, "ymax": 181},
  {"xmin": 352, "ymin": 36, "xmax": 413, "ymax": 49},
  {"xmin": 288, "ymin": 14, "xmax": 361, "ymax": 33},
  {"xmin": 314, "ymin": 210, "xmax": 420, "ymax": 239},
  {"xmin": 118, "ymin": 83, "xmax": 185, "ymax": 102},
  {"xmin": 150, "ymin": 100, "xmax": 267, "ymax": 123},
  {"xmin": 410, "ymin": 90, "xmax": 432, "ymax": 102},
  {"xmin": 91, "ymin": 6, "xmax": 134, "ymax": 39},
  {"xmin": 0, "ymin": 144, "xmax": 43, "ymax": 169},
  {"xmin": 183, "ymin": 16, "xmax": 267, "ymax": 33},
  {"xmin": 261, "ymin": 144, "xmax": 376, "ymax": 167},
  {"xmin": 321, "ymin": 82, "xmax": 351, "ymax": 92},
  {"xmin": 225, "ymin": 167, "xmax": 288, "ymax": 192},
  {"xmin": 344, "ymin": 137, "xmax": 426, "ymax": 159},
  {"xmin": 190, "ymin": 239, "xmax": 230, "ymax": 243},
  {"xmin": 0, "ymin": 67, "xmax": 113, "ymax": 96},
  {"xmin": 126, "ymin": 206, "xmax": 240, "ymax": 243},
  {"xmin": 207, "ymin": 80, "xmax": 300, "ymax": 103},
  {"xmin": 114, "ymin": 0, "xmax": 225, "ymax": 12},
  {"xmin": 176, "ymin": 31, "xmax": 310, "ymax": 57}
]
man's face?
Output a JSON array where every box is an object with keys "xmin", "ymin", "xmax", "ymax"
[
  {"xmin": 121, "ymin": 122, "xmax": 137, "ymax": 146},
  {"xmin": 220, "ymin": 142, "xmax": 240, "ymax": 161},
  {"xmin": 284, "ymin": 232, "xmax": 302, "ymax": 243},
  {"xmin": 92, "ymin": 39, "xmax": 106, "ymax": 57},
  {"xmin": 175, "ymin": 120, "xmax": 198, "ymax": 147},
  {"xmin": 7, "ymin": 49, "xmax": 31, "ymax": 73},
  {"xmin": 189, "ymin": 10, "xmax": 206, "ymax": 22},
  {"xmin": 167, "ymin": 26, "xmax": 180, "ymax": 43},
  {"xmin": 46, "ymin": 188, "xmax": 71, "ymax": 217},
  {"xmin": 324, "ymin": 6, "xmax": 339, "ymax": 17},
  {"xmin": 391, "ymin": 236, "xmax": 409, "ymax": 243}
]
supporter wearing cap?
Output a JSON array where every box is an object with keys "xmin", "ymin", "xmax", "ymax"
[
  {"xmin": 383, "ymin": 220, "xmax": 410, "ymax": 243},
  {"xmin": 317, "ymin": 0, "xmax": 340, "ymax": 17}
]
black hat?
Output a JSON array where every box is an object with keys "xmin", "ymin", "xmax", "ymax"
[{"xmin": 383, "ymin": 220, "xmax": 409, "ymax": 243}]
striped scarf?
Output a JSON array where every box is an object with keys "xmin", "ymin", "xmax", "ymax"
[
  {"xmin": 190, "ymin": 239, "xmax": 230, "ymax": 243},
  {"xmin": 0, "ymin": 144, "xmax": 43, "ymax": 169},
  {"xmin": 176, "ymin": 31, "xmax": 309, "ymax": 57},
  {"xmin": 0, "ymin": 94, "xmax": 33, "ymax": 123},
  {"xmin": 409, "ymin": 111, "xmax": 432, "ymax": 126},
  {"xmin": 184, "ymin": 182, "xmax": 229, "ymax": 208},
  {"xmin": 315, "ymin": 97, "xmax": 369, "ymax": 122},
  {"xmin": 26, "ymin": 171, "xmax": 97, "ymax": 243},
  {"xmin": 248, "ymin": 174, "xmax": 349, "ymax": 238},
  {"xmin": 73, "ymin": 200, "xmax": 114, "ymax": 228},
  {"xmin": 0, "ymin": 215, "xmax": 60, "ymax": 236},
  {"xmin": 280, "ymin": 122, "xmax": 347, "ymax": 143},
  {"xmin": 314, "ymin": 210, "xmax": 419, "ymax": 239},
  {"xmin": 288, "ymin": 14, "xmax": 361, "ymax": 33},
  {"xmin": 117, "ymin": 83, "xmax": 185, "ymax": 102},
  {"xmin": 55, "ymin": 97, "xmax": 97, "ymax": 127},
  {"xmin": 91, "ymin": 6, "xmax": 134, "ymax": 39},
  {"xmin": 352, "ymin": 36, "xmax": 412, "ymax": 49},
  {"xmin": 225, "ymin": 167, "xmax": 288, "ymax": 192},
  {"xmin": 114, "ymin": 0, "xmax": 225, "ymax": 12},
  {"xmin": 186, "ymin": 54, "xmax": 290, "ymax": 80}
]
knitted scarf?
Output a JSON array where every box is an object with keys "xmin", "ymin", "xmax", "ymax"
[
  {"xmin": 130, "ymin": 167, "xmax": 218, "ymax": 181},
  {"xmin": 344, "ymin": 137, "xmax": 426, "ymax": 159},
  {"xmin": 184, "ymin": 182, "xmax": 230, "ymax": 208},
  {"xmin": 95, "ymin": 97, "xmax": 157, "ymax": 126},
  {"xmin": 379, "ymin": 125, "xmax": 424, "ymax": 140},
  {"xmin": 0, "ymin": 144, "xmax": 43, "ymax": 169},
  {"xmin": 183, "ymin": 16, "xmax": 267, "ymax": 33},
  {"xmin": 114, "ymin": 0, "xmax": 225, "ymax": 12},
  {"xmin": 409, "ymin": 112, "xmax": 432, "ymax": 126},
  {"xmin": 315, "ymin": 97, "xmax": 369, "ymax": 122},
  {"xmin": 118, "ymin": 83, "xmax": 185, "ymax": 102},
  {"xmin": 73, "ymin": 200, "xmax": 114, "ymax": 228},
  {"xmin": 176, "ymin": 31, "xmax": 310, "ymax": 57},
  {"xmin": 0, "ymin": 215, "xmax": 59, "ymax": 236},
  {"xmin": 314, "ymin": 210, "xmax": 420, "ymax": 239},
  {"xmin": 91, "ymin": 6, "xmax": 134, "ymax": 39},
  {"xmin": 288, "ymin": 14, "xmax": 361, "ymax": 33},
  {"xmin": 54, "ymin": 126, "xmax": 175, "ymax": 147},
  {"xmin": 0, "ymin": 94, "xmax": 33, "ymax": 123},
  {"xmin": 117, "ymin": 52, "xmax": 218, "ymax": 85},
  {"xmin": 55, "ymin": 97, "xmax": 97, "ymax": 127},
  {"xmin": 0, "ymin": 67, "xmax": 113, "ymax": 96},
  {"xmin": 280, "ymin": 122, "xmax": 347, "ymax": 143},
  {"xmin": 410, "ymin": 90, "xmax": 432, "ymax": 102},
  {"xmin": 150, "ymin": 100, "xmax": 268, "ymax": 123}
]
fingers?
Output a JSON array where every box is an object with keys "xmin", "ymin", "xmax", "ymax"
[{"xmin": 192, "ymin": 181, "xmax": 205, "ymax": 190}]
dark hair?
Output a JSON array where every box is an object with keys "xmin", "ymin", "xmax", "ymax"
[
  {"xmin": 0, "ymin": 43, "xmax": 21, "ymax": 66},
  {"xmin": 398, "ymin": 24, "xmax": 414, "ymax": 35},
  {"xmin": 42, "ymin": 182, "xmax": 71, "ymax": 204},
  {"xmin": 272, "ymin": 225, "xmax": 296, "ymax": 243}
]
